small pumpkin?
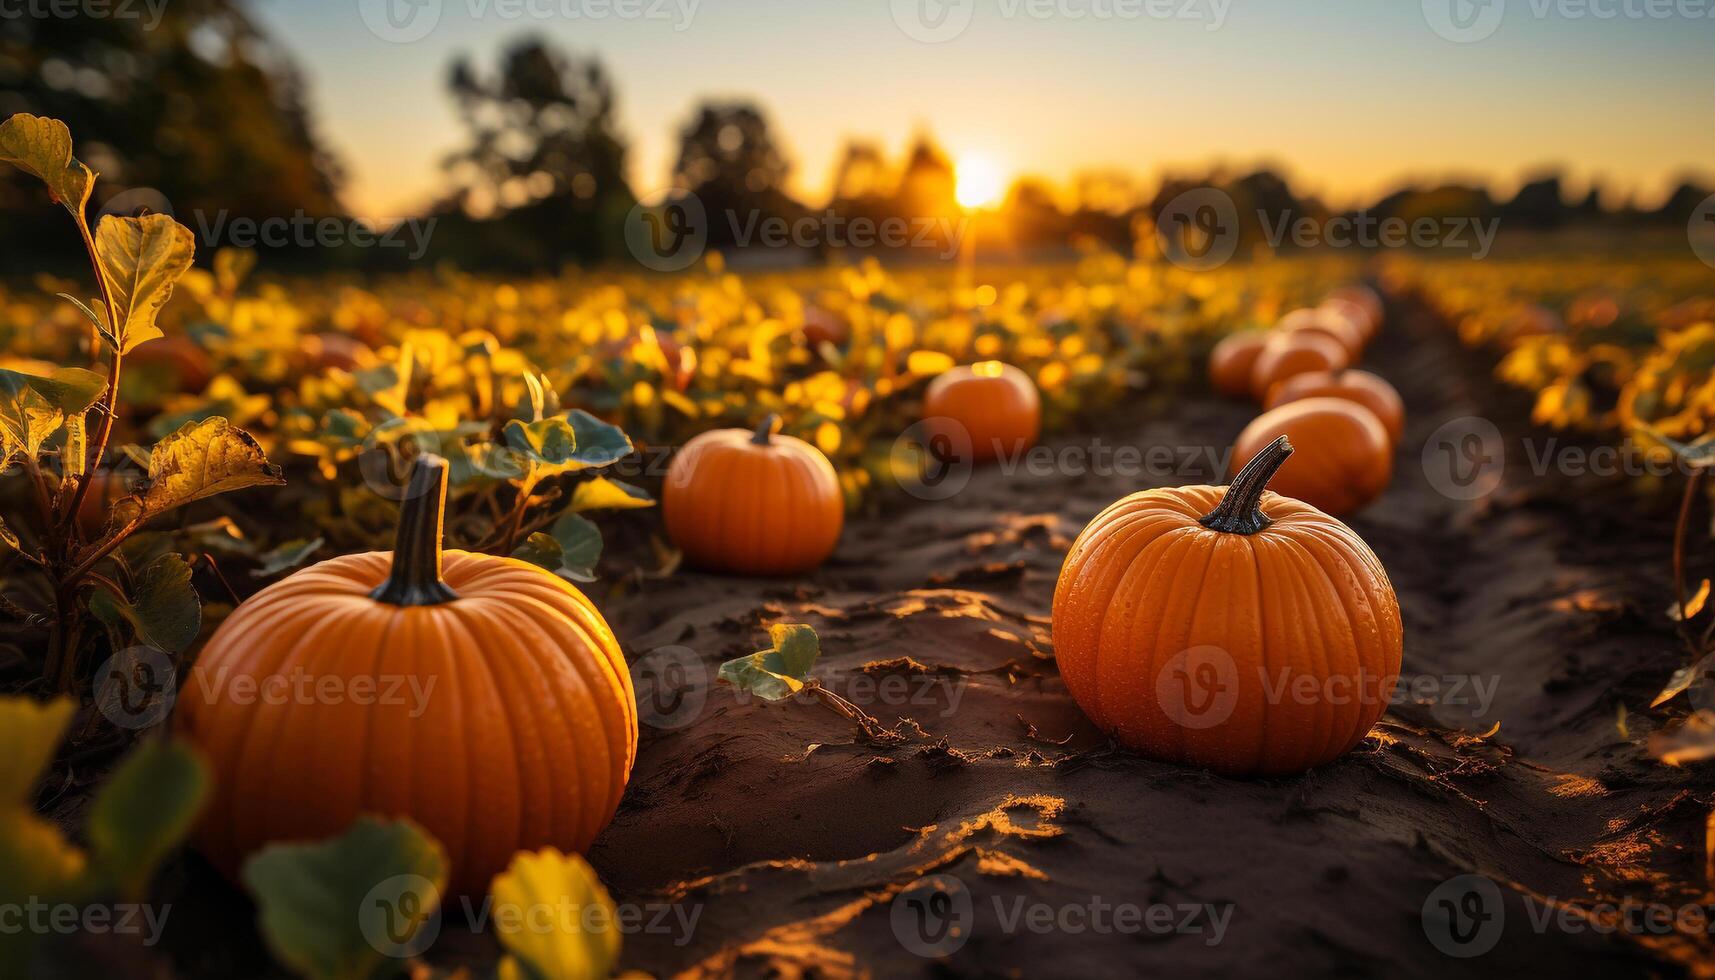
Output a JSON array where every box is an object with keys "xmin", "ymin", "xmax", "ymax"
[
  {"xmin": 1264, "ymin": 369, "xmax": 1405, "ymax": 445},
  {"xmin": 663, "ymin": 415, "xmax": 844, "ymax": 575},
  {"xmin": 1231, "ymin": 397, "xmax": 1391, "ymax": 515},
  {"xmin": 1208, "ymin": 331, "xmax": 1269, "ymax": 399},
  {"xmin": 1319, "ymin": 296, "xmax": 1376, "ymax": 345},
  {"xmin": 923, "ymin": 361, "xmax": 1041, "ymax": 463},
  {"xmin": 1279, "ymin": 307, "xmax": 1364, "ymax": 360},
  {"xmin": 179, "ymin": 456, "xmax": 637, "ymax": 896},
  {"xmin": 1053, "ymin": 437, "xmax": 1403, "ymax": 775},
  {"xmin": 1325, "ymin": 285, "xmax": 1384, "ymax": 338},
  {"xmin": 1248, "ymin": 330, "xmax": 1350, "ymax": 402}
]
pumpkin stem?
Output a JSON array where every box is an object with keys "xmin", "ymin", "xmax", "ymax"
[
  {"xmin": 1200, "ymin": 436, "xmax": 1293, "ymax": 535},
  {"xmin": 371, "ymin": 454, "xmax": 460, "ymax": 606},
  {"xmin": 752, "ymin": 414, "xmax": 781, "ymax": 446}
]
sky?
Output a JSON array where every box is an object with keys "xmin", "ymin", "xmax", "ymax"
[{"xmin": 252, "ymin": 0, "xmax": 1715, "ymax": 220}]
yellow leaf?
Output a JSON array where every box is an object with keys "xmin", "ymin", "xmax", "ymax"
[
  {"xmin": 94, "ymin": 212, "xmax": 196, "ymax": 353},
  {"xmin": 490, "ymin": 849, "xmax": 620, "ymax": 980},
  {"xmin": 128, "ymin": 417, "xmax": 284, "ymax": 522},
  {"xmin": 905, "ymin": 350, "xmax": 955, "ymax": 376},
  {"xmin": 0, "ymin": 697, "xmax": 74, "ymax": 805},
  {"xmin": 0, "ymin": 113, "xmax": 93, "ymax": 213},
  {"xmin": 1672, "ymin": 579, "xmax": 1712, "ymax": 622},
  {"xmin": 570, "ymin": 476, "xmax": 655, "ymax": 512}
]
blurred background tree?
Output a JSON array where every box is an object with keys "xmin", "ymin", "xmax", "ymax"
[
  {"xmin": 0, "ymin": 0, "xmax": 343, "ymax": 259},
  {"xmin": 671, "ymin": 100, "xmax": 803, "ymax": 254}
]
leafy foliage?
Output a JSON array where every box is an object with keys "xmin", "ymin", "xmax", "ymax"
[{"xmin": 718, "ymin": 623, "xmax": 822, "ymax": 701}]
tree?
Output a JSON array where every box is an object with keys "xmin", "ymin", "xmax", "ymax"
[
  {"xmin": 434, "ymin": 36, "xmax": 633, "ymax": 268},
  {"xmin": 671, "ymin": 100, "xmax": 801, "ymax": 251}
]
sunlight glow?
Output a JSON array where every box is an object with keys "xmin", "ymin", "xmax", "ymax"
[{"xmin": 955, "ymin": 156, "xmax": 1004, "ymax": 209}]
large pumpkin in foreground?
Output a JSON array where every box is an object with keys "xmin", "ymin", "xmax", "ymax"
[
  {"xmin": 179, "ymin": 456, "xmax": 637, "ymax": 896},
  {"xmin": 663, "ymin": 415, "xmax": 844, "ymax": 575},
  {"xmin": 1053, "ymin": 437, "xmax": 1403, "ymax": 775}
]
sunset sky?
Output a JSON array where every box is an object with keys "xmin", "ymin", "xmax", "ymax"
[{"xmin": 253, "ymin": 0, "xmax": 1715, "ymax": 220}]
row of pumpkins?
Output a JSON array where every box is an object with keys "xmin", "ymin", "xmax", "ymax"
[{"xmin": 177, "ymin": 285, "xmax": 1403, "ymax": 900}]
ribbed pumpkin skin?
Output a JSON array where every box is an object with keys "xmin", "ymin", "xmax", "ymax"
[
  {"xmin": 1052, "ymin": 486, "xmax": 1402, "ymax": 775},
  {"xmin": 1249, "ymin": 331, "xmax": 1350, "ymax": 401},
  {"xmin": 923, "ymin": 363, "xmax": 1041, "ymax": 463},
  {"xmin": 663, "ymin": 427, "xmax": 843, "ymax": 574},
  {"xmin": 1265, "ymin": 369, "xmax": 1406, "ymax": 445},
  {"xmin": 179, "ymin": 550, "xmax": 637, "ymax": 896},
  {"xmin": 1207, "ymin": 331, "xmax": 1268, "ymax": 399},
  {"xmin": 1231, "ymin": 398, "xmax": 1392, "ymax": 515}
]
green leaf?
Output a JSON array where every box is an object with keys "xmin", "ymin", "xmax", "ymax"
[
  {"xmin": 512, "ymin": 513, "xmax": 602, "ymax": 583},
  {"xmin": 127, "ymin": 417, "xmax": 284, "ymax": 523},
  {"xmin": 569, "ymin": 476, "xmax": 654, "ymax": 512},
  {"xmin": 93, "ymin": 212, "xmax": 196, "ymax": 353},
  {"xmin": 0, "ymin": 811, "xmax": 92, "ymax": 974},
  {"xmin": 0, "ymin": 113, "xmax": 94, "ymax": 214},
  {"xmin": 717, "ymin": 624, "xmax": 821, "ymax": 701},
  {"xmin": 87, "ymin": 740, "xmax": 208, "ymax": 899},
  {"xmin": 87, "ymin": 554, "xmax": 201, "ymax": 653},
  {"xmin": 563, "ymin": 409, "xmax": 634, "ymax": 468},
  {"xmin": 252, "ymin": 537, "xmax": 325, "ymax": 578},
  {"xmin": 242, "ymin": 817, "xmax": 448, "ymax": 980},
  {"xmin": 504, "ymin": 417, "xmax": 578, "ymax": 466},
  {"xmin": 0, "ymin": 367, "xmax": 106, "ymax": 462},
  {"xmin": 0, "ymin": 696, "xmax": 74, "ymax": 805},
  {"xmin": 491, "ymin": 849, "xmax": 621, "ymax": 980}
]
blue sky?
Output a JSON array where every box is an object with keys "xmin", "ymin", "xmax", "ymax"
[{"xmin": 252, "ymin": 0, "xmax": 1715, "ymax": 218}]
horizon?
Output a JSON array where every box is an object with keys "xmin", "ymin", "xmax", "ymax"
[{"xmin": 254, "ymin": 0, "xmax": 1715, "ymax": 222}]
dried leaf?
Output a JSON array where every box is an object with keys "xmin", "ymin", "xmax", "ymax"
[{"xmin": 130, "ymin": 417, "xmax": 284, "ymax": 522}]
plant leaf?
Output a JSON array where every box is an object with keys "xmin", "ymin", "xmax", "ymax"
[
  {"xmin": 1671, "ymin": 579, "xmax": 1712, "ymax": 622},
  {"xmin": 0, "ymin": 113, "xmax": 94, "ymax": 214},
  {"xmin": 129, "ymin": 417, "xmax": 284, "ymax": 522},
  {"xmin": 717, "ymin": 624, "xmax": 821, "ymax": 701},
  {"xmin": 563, "ymin": 409, "xmax": 634, "ymax": 468},
  {"xmin": 512, "ymin": 513, "xmax": 602, "ymax": 583},
  {"xmin": 491, "ymin": 849, "xmax": 621, "ymax": 980},
  {"xmin": 0, "ymin": 811, "xmax": 92, "ymax": 974},
  {"xmin": 93, "ymin": 212, "xmax": 196, "ymax": 353},
  {"xmin": 62, "ymin": 411, "xmax": 87, "ymax": 477},
  {"xmin": 57, "ymin": 292, "xmax": 111, "ymax": 344},
  {"xmin": 87, "ymin": 554, "xmax": 202, "ymax": 653},
  {"xmin": 569, "ymin": 477, "xmax": 655, "ymax": 512},
  {"xmin": 242, "ymin": 817, "xmax": 448, "ymax": 980},
  {"xmin": 252, "ymin": 537, "xmax": 325, "ymax": 578},
  {"xmin": 1639, "ymin": 426, "xmax": 1715, "ymax": 470},
  {"xmin": 0, "ymin": 696, "xmax": 74, "ymax": 805},
  {"xmin": 87, "ymin": 740, "xmax": 208, "ymax": 899},
  {"xmin": 504, "ymin": 417, "xmax": 578, "ymax": 466},
  {"xmin": 0, "ymin": 367, "xmax": 106, "ymax": 461}
]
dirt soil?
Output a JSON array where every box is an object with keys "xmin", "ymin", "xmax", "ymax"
[
  {"xmin": 582, "ymin": 293, "xmax": 1715, "ymax": 978},
  {"xmin": 35, "ymin": 292, "xmax": 1715, "ymax": 979}
]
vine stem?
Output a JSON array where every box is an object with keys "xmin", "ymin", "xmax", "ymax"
[
  {"xmin": 61, "ymin": 209, "xmax": 125, "ymax": 541},
  {"xmin": 1672, "ymin": 467, "xmax": 1708, "ymax": 658}
]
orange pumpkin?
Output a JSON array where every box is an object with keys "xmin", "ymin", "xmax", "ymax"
[
  {"xmin": 1279, "ymin": 307, "xmax": 1364, "ymax": 360},
  {"xmin": 1052, "ymin": 436, "xmax": 1403, "ymax": 775},
  {"xmin": 1208, "ymin": 331, "xmax": 1268, "ymax": 399},
  {"xmin": 923, "ymin": 361, "xmax": 1041, "ymax": 464},
  {"xmin": 179, "ymin": 456, "xmax": 637, "ymax": 896},
  {"xmin": 128, "ymin": 335, "xmax": 213, "ymax": 394},
  {"xmin": 1325, "ymin": 285, "xmax": 1384, "ymax": 338},
  {"xmin": 1264, "ymin": 369, "xmax": 1405, "ymax": 445},
  {"xmin": 1249, "ymin": 330, "xmax": 1350, "ymax": 402},
  {"xmin": 1319, "ymin": 296, "xmax": 1376, "ymax": 344},
  {"xmin": 1231, "ymin": 397, "xmax": 1391, "ymax": 515},
  {"xmin": 663, "ymin": 415, "xmax": 844, "ymax": 574}
]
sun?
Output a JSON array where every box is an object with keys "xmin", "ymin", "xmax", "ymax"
[{"xmin": 955, "ymin": 155, "xmax": 1004, "ymax": 209}]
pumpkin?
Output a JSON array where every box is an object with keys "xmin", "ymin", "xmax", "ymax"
[
  {"xmin": 1208, "ymin": 331, "xmax": 1269, "ymax": 399},
  {"xmin": 298, "ymin": 332, "xmax": 377, "ymax": 374},
  {"xmin": 1249, "ymin": 330, "xmax": 1350, "ymax": 402},
  {"xmin": 1264, "ymin": 369, "xmax": 1405, "ymax": 445},
  {"xmin": 128, "ymin": 335, "xmax": 213, "ymax": 394},
  {"xmin": 179, "ymin": 456, "xmax": 637, "ymax": 896},
  {"xmin": 1319, "ymin": 297, "xmax": 1376, "ymax": 345},
  {"xmin": 1230, "ymin": 397, "xmax": 1391, "ymax": 515},
  {"xmin": 923, "ymin": 361, "xmax": 1041, "ymax": 463},
  {"xmin": 663, "ymin": 415, "xmax": 844, "ymax": 574},
  {"xmin": 1279, "ymin": 307, "xmax": 1364, "ymax": 360},
  {"xmin": 1052, "ymin": 436, "xmax": 1403, "ymax": 775},
  {"xmin": 1325, "ymin": 285, "xmax": 1384, "ymax": 337}
]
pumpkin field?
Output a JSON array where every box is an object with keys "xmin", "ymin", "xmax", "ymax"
[{"xmin": 5, "ymin": 4, "xmax": 1715, "ymax": 977}]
